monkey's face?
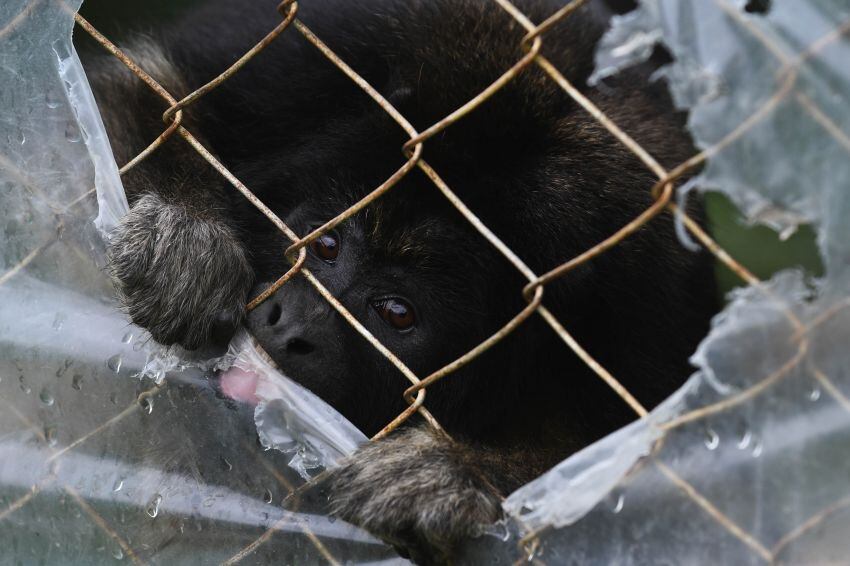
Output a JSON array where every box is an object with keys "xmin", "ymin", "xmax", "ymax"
[{"xmin": 244, "ymin": 189, "xmax": 520, "ymax": 436}]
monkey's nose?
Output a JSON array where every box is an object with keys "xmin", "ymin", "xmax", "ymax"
[
  {"xmin": 285, "ymin": 337, "xmax": 315, "ymax": 355},
  {"xmin": 246, "ymin": 294, "xmax": 318, "ymax": 358},
  {"xmin": 267, "ymin": 302, "xmax": 283, "ymax": 326},
  {"xmin": 245, "ymin": 281, "xmax": 329, "ymax": 367}
]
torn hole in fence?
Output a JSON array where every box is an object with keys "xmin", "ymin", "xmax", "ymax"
[{"xmin": 471, "ymin": 1, "xmax": 850, "ymax": 562}]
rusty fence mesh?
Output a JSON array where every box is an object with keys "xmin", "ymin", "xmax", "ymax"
[{"xmin": 2, "ymin": 0, "xmax": 850, "ymax": 563}]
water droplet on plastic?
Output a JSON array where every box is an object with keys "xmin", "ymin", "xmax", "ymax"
[
  {"xmin": 44, "ymin": 425, "xmax": 58, "ymax": 446},
  {"xmin": 140, "ymin": 397, "xmax": 153, "ymax": 415},
  {"xmin": 106, "ymin": 355, "xmax": 122, "ymax": 373},
  {"xmin": 39, "ymin": 387, "xmax": 54, "ymax": 406},
  {"xmin": 112, "ymin": 547, "xmax": 124, "ymax": 560},
  {"xmin": 145, "ymin": 494, "xmax": 162, "ymax": 518},
  {"xmin": 263, "ymin": 489, "xmax": 273, "ymax": 504},
  {"xmin": 44, "ymin": 91, "xmax": 62, "ymax": 109},
  {"xmin": 54, "ymin": 359, "xmax": 72, "ymax": 379},
  {"xmin": 71, "ymin": 374, "xmax": 83, "ymax": 390},
  {"xmin": 220, "ymin": 456, "xmax": 232, "ymax": 471},
  {"xmin": 113, "ymin": 479, "xmax": 124, "ymax": 492},
  {"xmin": 109, "ymin": 392, "xmax": 118, "ymax": 405},
  {"xmin": 52, "ymin": 312, "xmax": 67, "ymax": 331},
  {"xmin": 704, "ymin": 428, "xmax": 720, "ymax": 450},
  {"xmin": 809, "ymin": 387, "xmax": 821, "ymax": 401},
  {"xmin": 751, "ymin": 438, "xmax": 763, "ymax": 458},
  {"xmin": 203, "ymin": 497, "xmax": 215, "ymax": 508},
  {"xmin": 64, "ymin": 121, "xmax": 81, "ymax": 142},
  {"xmin": 122, "ymin": 332, "xmax": 134, "ymax": 344},
  {"xmin": 132, "ymin": 340, "xmax": 144, "ymax": 352},
  {"xmin": 737, "ymin": 430, "xmax": 751, "ymax": 450},
  {"xmin": 611, "ymin": 493, "xmax": 625, "ymax": 514}
]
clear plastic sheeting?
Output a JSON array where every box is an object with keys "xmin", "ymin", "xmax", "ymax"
[
  {"xmin": 591, "ymin": 0, "xmax": 850, "ymax": 240},
  {"xmin": 462, "ymin": 1, "xmax": 850, "ymax": 563},
  {"xmin": 0, "ymin": 1, "xmax": 396, "ymax": 563}
]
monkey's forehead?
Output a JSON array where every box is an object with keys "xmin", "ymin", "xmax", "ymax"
[{"xmin": 359, "ymin": 200, "xmax": 488, "ymax": 264}]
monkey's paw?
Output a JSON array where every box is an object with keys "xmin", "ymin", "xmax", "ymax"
[
  {"xmin": 327, "ymin": 427, "xmax": 502, "ymax": 565},
  {"xmin": 107, "ymin": 193, "xmax": 252, "ymax": 350}
]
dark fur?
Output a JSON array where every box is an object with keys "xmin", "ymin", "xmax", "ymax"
[{"xmin": 82, "ymin": 0, "xmax": 716, "ymax": 562}]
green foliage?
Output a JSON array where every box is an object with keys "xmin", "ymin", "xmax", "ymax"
[{"xmin": 706, "ymin": 192, "xmax": 823, "ymax": 297}]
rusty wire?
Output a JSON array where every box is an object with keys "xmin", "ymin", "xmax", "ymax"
[
  {"xmin": 75, "ymin": 4, "xmax": 442, "ymax": 434},
  {"xmin": 2, "ymin": 0, "xmax": 850, "ymax": 563}
]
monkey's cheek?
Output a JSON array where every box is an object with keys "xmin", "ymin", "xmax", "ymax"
[{"xmin": 218, "ymin": 366, "xmax": 260, "ymax": 405}]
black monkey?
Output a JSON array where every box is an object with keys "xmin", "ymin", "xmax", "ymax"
[{"xmin": 81, "ymin": 0, "xmax": 716, "ymax": 562}]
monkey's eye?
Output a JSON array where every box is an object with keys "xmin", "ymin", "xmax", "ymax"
[
  {"xmin": 374, "ymin": 298, "xmax": 415, "ymax": 331},
  {"xmin": 308, "ymin": 231, "xmax": 339, "ymax": 263}
]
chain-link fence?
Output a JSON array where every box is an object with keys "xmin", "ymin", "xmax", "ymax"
[{"xmin": 2, "ymin": 0, "xmax": 850, "ymax": 563}]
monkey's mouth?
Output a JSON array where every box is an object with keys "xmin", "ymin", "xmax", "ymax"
[
  {"xmin": 218, "ymin": 366, "xmax": 260, "ymax": 405},
  {"xmin": 216, "ymin": 331, "xmax": 287, "ymax": 405}
]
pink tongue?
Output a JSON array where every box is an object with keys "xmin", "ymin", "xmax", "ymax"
[{"xmin": 219, "ymin": 366, "xmax": 260, "ymax": 405}]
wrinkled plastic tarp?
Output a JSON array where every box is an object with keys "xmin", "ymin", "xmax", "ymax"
[{"xmin": 0, "ymin": 1, "xmax": 389, "ymax": 563}]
